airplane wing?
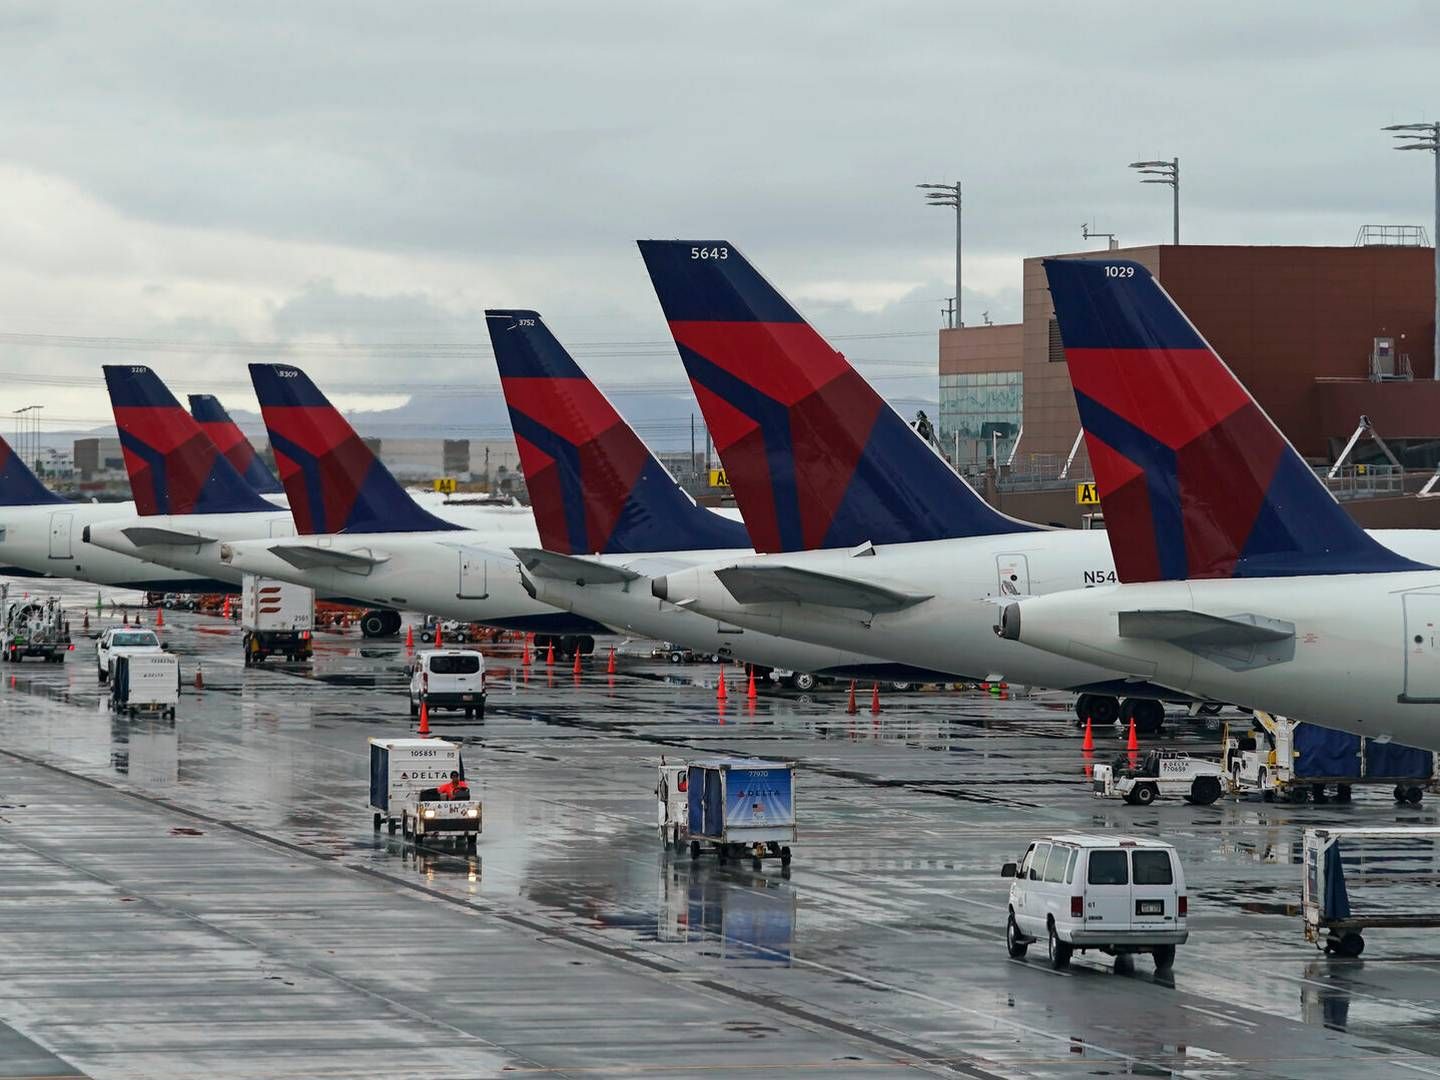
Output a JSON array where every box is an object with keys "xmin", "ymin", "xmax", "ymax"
[
  {"xmin": 268, "ymin": 544, "xmax": 389, "ymax": 572},
  {"xmin": 512, "ymin": 547, "xmax": 640, "ymax": 585},
  {"xmin": 1118, "ymin": 610, "xmax": 1294, "ymax": 647},
  {"xmin": 121, "ymin": 526, "xmax": 219, "ymax": 546},
  {"xmin": 715, "ymin": 565, "xmax": 931, "ymax": 613}
]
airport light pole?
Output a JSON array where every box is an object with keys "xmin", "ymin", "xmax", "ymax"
[
  {"xmin": 1384, "ymin": 122, "xmax": 1440, "ymax": 380},
  {"xmin": 918, "ymin": 182, "xmax": 962, "ymax": 327},
  {"xmin": 1129, "ymin": 158, "xmax": 1179, "ymax": 244},
  {"xmin": 13, "ymin": 404, "xmax": 41, "ymax": 471}
]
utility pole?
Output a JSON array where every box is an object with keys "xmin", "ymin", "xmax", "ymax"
[
  {"xmin": 1129, "ymin": 158, "xmax": 1179, "ymax": 244},
  {"xmin": 918, "ymin": 181, "xmax": 962, "ymax": 326},
  {"xmin": 1384, "ymin": 122, "xmax": 1440, "ymax": 380}
]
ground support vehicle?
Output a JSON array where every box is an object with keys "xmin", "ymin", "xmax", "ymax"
[
  {"xmin": 109, "ymin": 653, "xmax": 180, "ymax": 719},
  {"xmin": 683, "ymin": 758, "xmax": 795, "ymax": 867},
  {"xmin": 1093, "ymin": 749, "xmax": 1226, "ymax": 806},
  {"xmin": 0, "ymin": 588, "xmax": 71, "ymax": 663},
  {"xmin": 241, "ymin": 575, "xmax": 314, "ymax": 665},
  {"xmin": 408, "ymin": 649, "xmax": 486, "ymax": 718},
  {"xmin": 1302, "ymin": 827, "xmax": 1440, "ymax": 958},
  {"xmin": 657, "ymin": 762, "xmax": 689, "ymax": 849},
  {"xmin": 368, "ymin": 737, "xmax": 480, "ymax": 851},
  {"xmin": 96, "ymin": 627, "xmax": 164, "ymax": 683},
  {"xmin": 1002, "ymin": 835, "xmax": 1187, "ymax": 971},
  {"xmin": 1224, "ymin": 713, "xmax": 1435, "ymax": 804}
]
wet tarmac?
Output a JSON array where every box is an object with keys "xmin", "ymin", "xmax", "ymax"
[{"xmin": 4, "ymin": 580, "xmax": 1440, "ymax": 1078}]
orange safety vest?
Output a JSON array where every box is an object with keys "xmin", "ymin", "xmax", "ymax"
[{"xmin": 438, "ymin": 779, "xmax": 469, "ymax": 799}]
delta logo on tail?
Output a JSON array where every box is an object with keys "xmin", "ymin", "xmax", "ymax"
[
  {"xmin": 248, "ymin": 364, "xmax": 459, "ymax": 535},
  {"xmin": 487, "ymin": 310, "xmax": 748, "ymax": 555},
  {"xmin": 637, "ymin": 240, "xmax": 1034, "ymax": 554},
  {"xmin": 188, "ymin": 394, "xmax": 284, "ymax": 496},
  {"xmin": 0, "ymin": 435, "xmax": 65, "ymax": 506},
  {"xmin": 1043, "ymin": 258, "xmax": 1425, "ymax": 581},
  {"xmin": 103, "ymin": 366, "xmax": 276, "ymax": 516}
]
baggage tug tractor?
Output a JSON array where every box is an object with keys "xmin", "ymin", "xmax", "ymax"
[
  {"xmin": 1093, "ymin": 749, "xmax": 1226, "ymax": 806},
  {"xmin": 368, "ymin": 737, "xmax": 480, "ymax": 851},
  {"xmin": 0, "ymin": 587, "xmax": 71, "ymax": 663}
]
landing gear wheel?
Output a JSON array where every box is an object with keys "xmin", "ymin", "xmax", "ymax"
[
  {"xmin": 1006, "ymin": 914, "xmax": 1028, "ymax": 958},
  {"xmin": 1074, "ymin": 693, "xmax": 1094, "ymax": 724},
  {"xmin": 1152, "ymin": 945, "xmax": 1176, "ymax": 971},
  {"xmin": 1123, "ymin": 698, "xmax": 1165, "ymax": 736},
  {"xmin": 1047, "ymin": 924, "xmax": 1072, "ymax": 969},
  {"xmin": 1089, "ymin": 695, "xmax": 1119, "ymax": 726},
  {"xmin": 360, "ymin": 612, "xmax": 388, "ymax": 638}
]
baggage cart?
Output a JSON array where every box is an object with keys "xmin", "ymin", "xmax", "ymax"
[
  {"xmin": 368, "ymin": 737, "xmax": 480, "ymax": 851},
  {"xmin": 684, "ymin": 758, "xmax": 795, "ymax": 866}
]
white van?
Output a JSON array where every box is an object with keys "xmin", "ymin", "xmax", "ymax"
[
  {"xmin": 1001, "ymin": 834, "xmax": 1187, "ymax": 971},
  {"xmin": 408, "ymin": 649, "xmax": 486, "ymax": 718}
]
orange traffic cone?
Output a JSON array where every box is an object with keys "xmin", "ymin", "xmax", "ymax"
[
  {"xmin": 405, "ymin": 624, "xmax": 414, "ymax": 650},
  {"xmin": 572, "ymin": 649, "xmax": 582, "ymax": 675},
  {"xmin": 417, "ymin": 698, "xmax": 431, "ymax": 736},
  {"xmin": 546, "ymin": 641, "xmax": 555, "ymax": 666},
  {"xmin": 155, "ymin": 607, "xmax": 164, "ymax": 628},
  {"xmin": 870, "ymin": 682, "xmax": 882, "ymax": 715},
  {"xmin": 1126, "ymin": 715, "xmax": 1139, "ymax": 751},
  {"xmin": 846, "ymin": 679, "xmax": 857, "ymax": 715},
  {"xmin": 122, "ymin": 610, "xmax": 129, "ymax": 626},
  {"xmin": 1082, "ymin": 718, "xmax": 1094, "ymax": 752},
  {"xmin": 435, "ymin": 624, "xmax": 444, "ymax": 649},
  {"xmin": 746, "ymin": 665, "xmax": 757, "ymax": 701},
  {"xmin": 716, "ymin": 663, "xmax": 728, "ymax": 701},
  {"xmin": 522, "ymin": 634, "xmax": 532, "ymax": 666},
  {"xmin": 193, "ymin": 663, "xmax": 204, "ymax": 689},
  {"xmin": 607, "ymin": 645, "xmax": 616, "ymax": 674}
]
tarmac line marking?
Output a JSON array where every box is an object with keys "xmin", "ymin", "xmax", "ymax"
[{"xmin": 1178, "ymin": 1003, "xmax": 1258, "ymax": 1028}]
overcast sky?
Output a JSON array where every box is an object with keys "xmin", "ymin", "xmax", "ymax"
[{"xmin": 1, "ymin": 2, "xmax": 1436, "ymax": 443}]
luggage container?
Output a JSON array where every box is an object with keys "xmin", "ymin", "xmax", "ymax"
[
  {"xmin": 367, "ymin": 737, "xmax": 480, "ymax": 851},
  {"xmin": 1302, "ymin": 826, "xmax": 1440, "ymax": 957},
  {"xmin": 684, "ymin": 758, "xmax": 795, "ymax": 866},
  {"xmin": 1224, "ymin": 713, "xmax": 1436, "ymax": 804},
  {"xmin": 109, "ymin": 652, "xmax": 180, "ymax": 719}
]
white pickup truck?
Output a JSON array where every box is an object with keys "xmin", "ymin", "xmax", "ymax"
[{"xmin": 96, "ymin": 627, "xmax": 165, "ymax": 683}]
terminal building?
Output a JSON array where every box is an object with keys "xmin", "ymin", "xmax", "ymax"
[{"xmin": 940, "ymin": 240, "xmax": 1440, "ymax": 527}]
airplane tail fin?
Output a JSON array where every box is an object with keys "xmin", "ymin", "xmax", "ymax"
[
  {"xmin": 247, "ymin": 364, "xmax": 460, "ymax": 535},
  {"xmin": 103, "ymin": 366, "xmax": 276, "ymax": 516},
  {"xmin": 487, "ymin": 309, "xmax": 748, "ymax": 554},
  {"xmin": 1043, "ymin": 257, "xmax": 1425, "ymax": 581},
  {"xmin": 188, "ymin": 394, "xmax": 284, "ymax": 496},
  {"xmin": 637, "ymin": 240, "xmax": 1034, "ymax": 553},
  {"xmin": 0, "ymin": 436, "xmax": 66, "ymax": 506}
]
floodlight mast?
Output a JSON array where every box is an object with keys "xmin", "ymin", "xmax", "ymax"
[
  {"xmin": 1383, "ymin": 122, "xmax": 1440, "ymax": 380},
  {"xmin": 918, "ymin": 181, "xmax": 962, "ymax": 327},
  {"xmin": 1128, "ymin": 158, "xmax": 1179, "ymax": 245}
]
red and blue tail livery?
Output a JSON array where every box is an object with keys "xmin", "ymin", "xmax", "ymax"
[
  {"xmin": 248, "ymin": 364, "xmax": 460, "ymax": 535},
  {"xmin": 488, "ymin": 310, "xmax": 748, "ymax": 554},
  {"xmin": 637, "ymin": 240, "xmax": 1034, "ymax": 554},
  {"xmin": 188, "ymin": 394, "xmax": 284, "ymax": 496},
  {"xmin": 0, "ymin": 435, "xmax": 65, "ymax": 506},
  {"xmin": 1044, "ymin": 258, "xmax": 1425, "ymax": 582},
  {"xmin": 103, "ymin": 366, "xmax": 276, "ymax": 517}
]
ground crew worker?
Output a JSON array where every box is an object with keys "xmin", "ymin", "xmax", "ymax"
[{"xmin": 437, "ymin": 771, "xmax": 470, "ymax": 799}]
